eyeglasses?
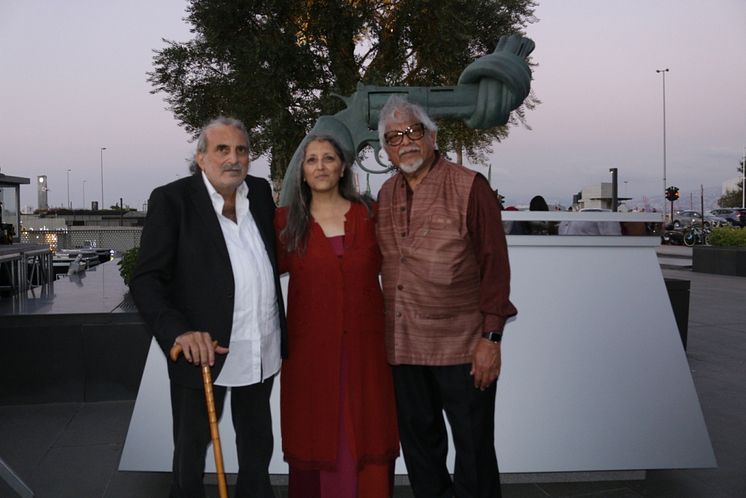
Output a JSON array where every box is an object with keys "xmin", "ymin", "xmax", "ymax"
[{"xmin": 383, "ymin": 122, "xmax": 426, "ymax": 146}]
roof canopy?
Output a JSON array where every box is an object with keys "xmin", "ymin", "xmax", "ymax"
[{"xmin": 0, "ymin": 173, "xmax": 31, "ymax": 185}]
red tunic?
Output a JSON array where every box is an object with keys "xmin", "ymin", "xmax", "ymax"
[{"xmin": 274, "ymin": 202, "xmax": 399, "ymax": 470}]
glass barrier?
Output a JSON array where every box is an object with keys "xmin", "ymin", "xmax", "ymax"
[{"xmin": 500, "ymin": 212, "xmax": 663, "ymax": 237}]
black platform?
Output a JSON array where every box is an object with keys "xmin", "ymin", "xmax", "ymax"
[{"xmin": 0, "ymin": 261, "xmax": 150, "ymax": 405}]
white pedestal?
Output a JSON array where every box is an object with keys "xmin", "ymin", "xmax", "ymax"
[{"xmin": 120, "ymin": 231, "xmax": 715, "ymax": 475}]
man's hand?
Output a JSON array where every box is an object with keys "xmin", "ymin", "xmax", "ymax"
[
  {"xmin": 470, "ymin": 339, "xmax": 501, "ymax": 390},
  {"xmin": 174, "ymin": 331, "xmax": 229, "ymax": 367}
]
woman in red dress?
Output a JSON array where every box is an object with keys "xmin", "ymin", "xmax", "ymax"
[{"xmin": 275, "ymin": 135, "xmax": 399, "ymax": 497}]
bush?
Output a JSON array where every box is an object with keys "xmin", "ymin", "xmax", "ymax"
[
  {"xmin": 117, "ymin": 247, "xmax": 139, "ymax": 286},
  {"xmin": 709, "ymin": 226, "xmax": 746, "ymax": 247}
]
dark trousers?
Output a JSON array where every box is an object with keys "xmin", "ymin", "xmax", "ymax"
[
  {"xmin": 169, "ymin": 377, "xmax": 276, "ymax": 498},
  {"xmin": 392, "ymin": 364, "xmax": 500, "ymax": 498}
]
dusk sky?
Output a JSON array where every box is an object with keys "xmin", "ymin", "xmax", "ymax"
[{"xmin": 2, "ymin": 0, "xmax": 744, "ymax": 211}]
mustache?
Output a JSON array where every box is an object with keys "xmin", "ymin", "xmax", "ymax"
[
  {"xmin": 399, "ymin": 145, "xmax": 420, "ymax": 155},
  {"xmin": 222, "ymin": 163, "xmax": 243, "ymax": 172}
]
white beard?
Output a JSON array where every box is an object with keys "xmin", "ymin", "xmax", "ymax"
[{"xmin": 398, "ymin": 158, "xmax": 423, "ymax": 174}]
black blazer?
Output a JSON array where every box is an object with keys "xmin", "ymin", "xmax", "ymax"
[{"xmin": 130, "ymin": 173, "xmax": 288, "ymax": 388}]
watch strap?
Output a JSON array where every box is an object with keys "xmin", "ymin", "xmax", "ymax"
[{"xmin": 482, "ymin": 331, "xmax": 503, "ymax": 343}]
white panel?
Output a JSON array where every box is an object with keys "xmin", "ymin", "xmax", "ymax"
[
  {"xmin": 120, "ymin": 240, "xmax": 715, "ymax": 474},
  {"xmin": 495, "ymin": 245, "xmax": 715, "ymax": 471}
]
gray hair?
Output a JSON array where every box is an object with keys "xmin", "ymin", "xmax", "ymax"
[
  {"xmin": 280, "ymin": 134, "xmax": 371, "ymax": 254},
  {"xmin": 189, "ymin": 116, "xmax": 251, "ymax": 174},
  {"xmin": 377, "ymin": 95, "xmax": 438, "ymax": 147}
]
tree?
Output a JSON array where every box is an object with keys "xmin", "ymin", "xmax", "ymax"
[
  {"xmin": 718, "ymin": 158, "xmax": 744, "ymax": 207},
  {"xmin": 149, "ymin": 0, "xmax": 538, "ymax": 189}
]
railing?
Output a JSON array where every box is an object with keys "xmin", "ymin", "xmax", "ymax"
[
  {"xmin": 0, "ymin": 251, "xmax": 21, "ymax": 294},
  {"xmin": 501, "ymin": 211, "xmax": 664, "ymax": 241},
  {"xmin": 0, "ymin": 246, "xmax": 53, "ymax": 296},
  {"xmin": 21, "ymin": 227, "xmax": 142, "ymax": 253},
  {"xmin": 1, "ymin": 227, "xmax": 142, "ymax": 298}
]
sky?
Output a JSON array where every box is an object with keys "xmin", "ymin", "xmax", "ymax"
[{"xmin": 1, "ymin": 0, "xmax": 744, "ymax": 211}]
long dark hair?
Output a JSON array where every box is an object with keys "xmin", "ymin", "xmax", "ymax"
[
  {"xmin": 280, "ymin": 135, "xmax": 371, "ymax": 254},
  {"xmin": 529, "ymin": 195, "xmax": 549, "ymax": 211}
]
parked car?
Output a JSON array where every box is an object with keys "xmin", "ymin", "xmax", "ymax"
[
  {"xmin": 702, "ymin": 213, "xmax": 731, "ymax": 228},
  {"xmin": 735, "ymin": 208, "xmax": 746, "ymax": 226},
  {"xmin": 672, "ymin": 210, "xmax": 728, "ymax": 229},
  {"xmin": 708, "ymin": 208, "xmax": 746, "ymax": 227}
]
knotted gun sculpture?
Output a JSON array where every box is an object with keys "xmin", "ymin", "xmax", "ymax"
[{"xmin": 279, "ymin": 34, "xmax": 534, "ymax": 205}]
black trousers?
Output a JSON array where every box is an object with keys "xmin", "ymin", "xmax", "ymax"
[
  {"xmin": 392, "ymin": 364, "xmax": 500, "ymax": 498},
  {"xmin": 169, "ymin": 376, "xmax": 276, "ymax": 498}
]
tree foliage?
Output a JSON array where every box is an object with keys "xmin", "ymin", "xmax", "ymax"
[
  {"xmin": 149, "ymin": 0, "xmax": 538, "ymax": 187},
  {"xmin": 718, "ymin": 158, "xmax": 744, "ymax": 208}
]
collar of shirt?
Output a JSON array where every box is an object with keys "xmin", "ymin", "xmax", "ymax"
[{"xmin": 201, "ymin": 171, "xmax": 250, "ymax": 224}]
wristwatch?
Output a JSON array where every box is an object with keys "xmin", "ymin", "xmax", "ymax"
[{"xmin": 481, "ymin": 331, "xmax": 502, "ymax": 343}]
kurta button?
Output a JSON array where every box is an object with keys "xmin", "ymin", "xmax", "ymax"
[
  {"xmin": 400, "ymin": 232, "xmax": 406, "ymax": 237},
  {"xmin": 396, "ymin": 312, "xmax": 402, "ymax": 317},
  {"xmin": 397, "ymin": 284, "xmax": 403, "ymax": 290},
  {"xmin": 400, "ymin": 257, "xmax": 406, "ymax": 263},
  {"xmin": 400, "ymin": 207, "xmax": 405, "ymax": 212}
]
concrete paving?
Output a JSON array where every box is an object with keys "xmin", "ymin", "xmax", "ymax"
[
  {"xmin": 657, "ymin": 244, "xmax": 692, "ymax": 269},
  {"xmin": 1, "ymin": 260, "xmax": 745, "ymax": 497}
]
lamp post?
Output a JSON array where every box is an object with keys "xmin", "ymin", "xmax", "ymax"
[
  {"xmin": 82, "ymin": 180, "xmax": 87, "ymax": 210},
  {"xmin": 656, "ymin": 68, "xmax": 669, "ymax": 216},
  {"xmin": 100, "ymin": 147, "xmax": 107, "ymax": 210},
  {"xmin": 66, "ymin": 169, "xmax": 72, "ymax": 209},
  {"xmin": 609, "ymin": 168, "xmax": 618, "ymax": 212}
]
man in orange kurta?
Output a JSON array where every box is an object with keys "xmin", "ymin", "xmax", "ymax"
[{"xmin": 376, "ymin": 96, "xmax": 517, "ymax": 498}]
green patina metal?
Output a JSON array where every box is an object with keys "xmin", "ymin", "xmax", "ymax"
[{"xmin": 279, "ymin": 34, "xmax": 535, "ymax": 205}]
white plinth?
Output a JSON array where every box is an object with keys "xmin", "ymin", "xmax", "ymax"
[{"xmin": 120, "ymin": 231, "xmax": 715, "ymax": 475}]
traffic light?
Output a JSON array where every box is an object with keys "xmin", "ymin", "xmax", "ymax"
[{"xmin": 665, "ymin": 186, "xmax": 680, "ymax": 202}]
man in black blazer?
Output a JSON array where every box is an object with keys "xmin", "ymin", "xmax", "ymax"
[{"xmin": 131, "ymin": 116, "xmax": 287, "ymax": 498}]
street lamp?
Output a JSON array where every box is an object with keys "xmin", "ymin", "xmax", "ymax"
[
  {"xmin": 609, "ymin": 168, "xmax": 618, "ymax": 212},
  {"xmin": 656, "ymin": 68, "xmax": 669, "ymax": 215},
  {"xmin": 100, "ymin": 147, "xmax": 107, "ymax": 210},
  {"xmin": 82, "ymin": 180, "xmax": 87, "ymax": 210},
  {"xmin": 66, "ymin": 169, "xmax": 71, "ymax": 209}
]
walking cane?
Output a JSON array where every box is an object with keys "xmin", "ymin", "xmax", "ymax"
[{"xmin": 169, "ymin": 342, "xmax": 229, "ymax": 498}]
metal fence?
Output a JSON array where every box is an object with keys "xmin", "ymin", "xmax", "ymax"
[{"xmin": 21, "ymin": 227, "xmax": 142, "ymax": 254}]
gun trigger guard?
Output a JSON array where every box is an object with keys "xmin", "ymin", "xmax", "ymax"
[
  {"xmin": 373, "ymin": 148, "xmax": 392, "ymax": 170},
  {"xmin": 355, "ymin": 141, "xmax": 395, "ymax": 174}
]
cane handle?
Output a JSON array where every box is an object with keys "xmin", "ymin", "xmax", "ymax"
[{"xmin": 168, "ymin": 340, "xmax": 220, "ymax": 362}]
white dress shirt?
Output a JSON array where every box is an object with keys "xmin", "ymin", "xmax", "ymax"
[{"xmin": 201, "ymin": 172, "xmax": 281, "ymax": 386}]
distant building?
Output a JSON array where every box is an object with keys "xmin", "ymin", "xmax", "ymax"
[
  {"xmin": 20, "ymin": 214, "xmax": 67, "ymax": 230},
  {"xmin": 1, "ymin": 172, "xmax": 30, "ymax": 243},
  {"xmin": 37, "ymin": 175, "xmax": 49, "ymax": 209},
  {"xmin": 21, "ymin": 211, "xmax": 146, "ymax": 253},
  {"xmin": 24, "ymin": 210, "xmax": 146, "ymax": 229},
  {"xmin": 573, "ymin": 182, "xmax": 631, "ymax": 211}
]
